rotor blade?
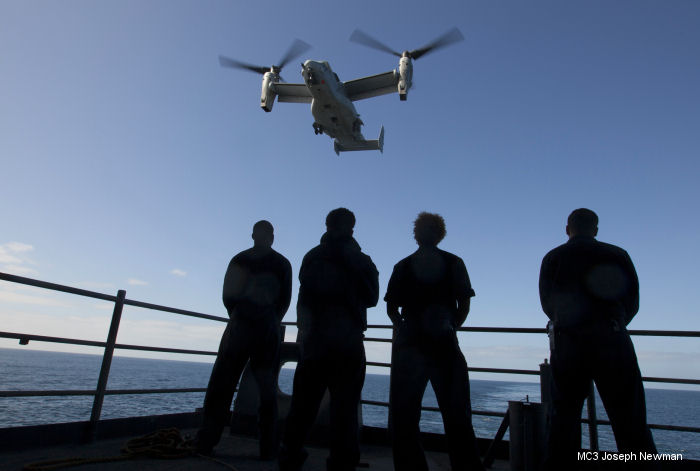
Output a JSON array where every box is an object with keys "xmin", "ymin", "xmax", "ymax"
[
  {"xmin": 349, "ymin": 29, "xmax": 401, "ymax": 57},
  {"xmin": 409, "ymin": 27, "xmax": 464, "ymax": 60},
  {"xmin": 218, "ymin": 55, "xmax": 269, "ymax": 75},
  {"xmin": 277, "ymin": 39, "xmax": 312, "ymax": 70}
]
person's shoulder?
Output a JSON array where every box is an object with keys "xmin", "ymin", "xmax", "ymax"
[
  {"xmin": 595, "ymin": 239, "xmax": 624, "ymax": 250},
  {"xmin": 594, "ymin": 240, "xmax": 630, "ymax": 258},
  {"xmin": 437, "ymin": 248, "xmax": 464, "ymax": 264},
  {"xmin": 357, "ymin": 246, "xmax": 376, "ymax": 264},
  {"xmin": 540, "ymin": 244, "xmax": 565, "ymax": 269},
  {"xmin": 543, "ymin": 241, "xmax": 568, "ymax": 258},
  {"xmin": 232, "ymin": 247, "xmax": 254, "ymax": 262},
  {"xmin": 301, "ymin": 244, "xmax": 323, "ymax": 262},
  {"xmin": 393, "ymin": 253, "xmax": 414, "ymax": 270},
  {"xmin": 270, "ymin": 248, "xmax": 291, "ymax": 265}
]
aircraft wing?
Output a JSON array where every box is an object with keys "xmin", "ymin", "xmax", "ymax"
[
  {"xmin": 272, "ymin": 83, "xmax": 313, "ymax": 103},
  {"xmin": 343, "ymin": 71, "xmax": 398, "ymax": 101}
]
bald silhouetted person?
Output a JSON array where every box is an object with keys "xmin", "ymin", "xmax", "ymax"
[
  {"xmin": 385, "ymin": 212, "xmax": 485, "ymax": 471},
  {"xmin": 195, "ymin": 220, "xmax": 292, "ymax": 458},
  {"xmin": 280, "ymin": 208, "xmax": 379, "ymax": 471},
  {"xmin": 540, "ymin": 209, "xmax": 658, "ymax": 470}
]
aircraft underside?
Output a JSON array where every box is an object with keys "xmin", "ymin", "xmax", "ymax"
[{"xmin": 218, "ymin": 28, "xmax": 463, "ymax": 155}]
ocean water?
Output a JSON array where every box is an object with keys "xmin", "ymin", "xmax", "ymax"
[{"xmin": 0, "ymin": 348, "xmax": 697, "ymax": 459}]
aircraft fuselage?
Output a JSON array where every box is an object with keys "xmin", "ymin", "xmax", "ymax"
[{"xmin": 301, "ymin": 60, "xmax": 365, "ymax": 144}]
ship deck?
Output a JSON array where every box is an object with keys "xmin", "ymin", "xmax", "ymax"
[
  {"xmin": 1, "ymin": 272, "xmax": 698, "ymax": 471},
  {"xmin": 2, "ymin": 429, "xmax": 509, "ymax": 471}
]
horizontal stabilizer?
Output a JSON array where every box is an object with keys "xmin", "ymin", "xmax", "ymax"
[{"xmin": 334, "ymin": 126, "xmax": 385, "ymax": 156}]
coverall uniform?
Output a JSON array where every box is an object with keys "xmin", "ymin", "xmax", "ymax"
[
  {"xmin": 280, "ymin": 232, "xmax": 379, "ymax": 471},
  {"xmin": 539, "ymin": 235, "xmax": 657, "ymax": 470},
  {"xmin": 385, "ymin": 247, "xmax": 484, "ymax": 471},
  {"xmin": 197, "ymin": 247, "xmax": 292, "ymax": 457}
]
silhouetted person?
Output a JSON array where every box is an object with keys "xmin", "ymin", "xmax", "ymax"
[
  {"xmin": 195, "ymin": 220, "xmax": 292, "ymax": 459},
  {"xmin": 279, "ymin": 208, "xmax": 379, "ymax": 471},
  {"xmin": 540, "ymin": 208, "xmax": 658, "ymax": 470},
  {"xmin": 385, "ymin": 212, "xmax": 485, "ymax": 471}
]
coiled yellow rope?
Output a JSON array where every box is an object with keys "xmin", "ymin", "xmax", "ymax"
[{"xmin": 23, "ymin": 428, "xmax": 239, "ymax": 471}]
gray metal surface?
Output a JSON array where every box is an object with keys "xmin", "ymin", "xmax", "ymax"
[{"xmin": 0, "ymin": 430, "xmax": 510, "ymax": 471}]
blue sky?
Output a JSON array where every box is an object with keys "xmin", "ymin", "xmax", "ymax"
[{"xmin": 1, "ymin": 1, "xmax": 699, "ymax": 387}]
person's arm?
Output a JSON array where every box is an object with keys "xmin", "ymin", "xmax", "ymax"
[
  {"xmin": 352, "ymin": 253, "xmax": 379, "ymax": 308},
  {"xmin": 387, "ymin": 302, "xmax": 402, "ymax": 325},
  {"xmin": 622, "ymin": 250, "xmax": 640, "ymax": 325},
  {"xmin": 453, "ymin": 258, "xmax": 475, "ymax": 327},
  {"xmin": 296, "ymin": 253, "xmax": 311, "ymax": 336},
  {"xmin": 455, "ymin": 294, "xmax": 471, "ymax": 328},
  {"xmin": 384, "ymin": 265, "xmax": 403, "ymax": 325},
  {"xmin": 277, "ymin": 258, "xmax": 293, "ymax": 321},
  {"xmin": 539, "ymin": 253, "xmax": 554, "ymax": 321},
  {"xmin": 222, "ymin": 258, "xmax": 244, "ymax": 316},
  {"xmin": 365, "ymin": 257, "xmax": 380, "ymax": 308}
]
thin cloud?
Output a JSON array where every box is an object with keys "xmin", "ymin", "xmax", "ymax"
[
  {"xmin": 127, "ymin": 278, "xmax": 148, "ymax": 286},
  {"xmin": 0, "ymin": 242, "xmax": 37, "ymax": 275},
  {"xmin": 170, "ymin": 269, "xmax": 187, "ymax": 277},
  {"xmin": 1, "ymin": 264, "xmax": 38, "ymax": 276},
  {"xmin": 0, "ymin": 289, "xmax": 72, "ymax": 308},
  {"xmin": 0, "ymin": 253, "xmax": 22, "ymax": 264},
  {"xmin": 6, "ymin": 242, "xmax": 34, "ymax": 253}
]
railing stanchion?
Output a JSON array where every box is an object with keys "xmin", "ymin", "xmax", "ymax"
[
  {"xmin": 2, "ymin": 272, "xmax": 700, "ymax": 442},
  {"xmin": 387, "ymin": 325, "xmax": 397, "ymax": 435},
  {"xmin": 86, "ymin": 289, "xmax": 126, "ymax": 441},
  {"xmin": 587, "ymin": 380, "xmax": 599, "ymax": 451},
  {"xmin": 483, "ymin": 411, "xmax": 510, "ymax": 468},
  {"xmin": 539, "ymin": 359, "xmax": 552, "ymax": 408}
]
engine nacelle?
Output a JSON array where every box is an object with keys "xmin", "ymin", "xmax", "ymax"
[
  {"xmin": 260, "ymin": 71, "xmax": 279, "ymax": 112},
  {"xmin": 398, "ymin": 56, "xmax": 413, "ymax": 101}
]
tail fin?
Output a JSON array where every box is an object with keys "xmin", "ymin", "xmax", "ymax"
[{"xmin": 333, "ymin": 126, "xmax": 385, "ymax": 156}]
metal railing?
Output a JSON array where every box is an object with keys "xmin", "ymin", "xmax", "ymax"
[{"xmin": 2, "ymin": 271, "xmax": 699, "ymax": 444}]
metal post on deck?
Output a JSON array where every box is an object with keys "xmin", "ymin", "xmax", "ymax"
[
  {"xmin": 539, "ymin": 359, "xmax": 552, "ymax": 411},
  {"xmin": 85, "ymin": 289, "xmax": 126, "ymax": 441},
  {"xmin": 586, "ymin": 380, "xmax": 599, "ymax": 452},
  {"xmin": 386, "ymin": 325, "xmax": 397, "ymax": 435}
]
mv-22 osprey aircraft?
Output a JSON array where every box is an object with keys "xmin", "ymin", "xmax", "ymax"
[{"xmin": 219, "ymin": 28, "xmax": 463, "ymax": 155}]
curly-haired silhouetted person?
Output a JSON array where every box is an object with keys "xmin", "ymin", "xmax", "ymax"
[{"xmin": 385, "ymin": 212, "xmax": 485, "ymax": 471}]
